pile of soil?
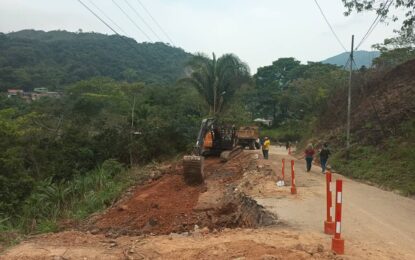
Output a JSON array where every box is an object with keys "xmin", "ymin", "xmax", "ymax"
[
  {"xmin": 93, "ymin": 173, "xmax": 204, "ymax": 235},
  {"xmin": 90, "ymin": 152, "xmax": 276, "ymax": 236}
]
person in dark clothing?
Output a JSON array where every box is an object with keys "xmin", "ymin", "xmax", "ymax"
[
  {"xmin": 304, "ymin": 144, "xmax": 315, "ymax": 172},
  {"xmin": 319, "ymin": 143, "xmax": 331, "ymax": 173}
]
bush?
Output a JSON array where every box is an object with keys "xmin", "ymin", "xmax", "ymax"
[
  {"xmin": 0, "ymin": 159, "xmax": 130, "ymax": 233},
  {"xmin": 101, "ymin": 159, "xmax": 124, "ymax": 176}
]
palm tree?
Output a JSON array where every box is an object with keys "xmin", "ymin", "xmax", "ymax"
[{"xmin": 182, "ymin": 53, "xmax": 250, "ymax": 116}]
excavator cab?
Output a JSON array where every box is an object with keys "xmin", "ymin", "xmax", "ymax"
[{"xmin": 183, "ymin": 118, "xmax": 241, "ymax": 185}]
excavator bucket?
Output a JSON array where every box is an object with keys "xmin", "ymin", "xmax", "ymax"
[{"xmin": 183, "ymin": 155, "xmax": 204, "ymax": 185}]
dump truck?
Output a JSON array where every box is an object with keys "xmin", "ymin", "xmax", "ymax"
[{"xmin": 236, "ymin": 126, "xmax": 260, "ymax": 150}]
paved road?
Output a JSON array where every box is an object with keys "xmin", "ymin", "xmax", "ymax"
[{"xmin": 256, "ymin": 146, "xmax": 415, "ymax": 260}]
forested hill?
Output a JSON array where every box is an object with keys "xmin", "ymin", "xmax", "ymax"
[{"xmin": 0, "ymin": 30, "xmax": 192, "ymax": 91}]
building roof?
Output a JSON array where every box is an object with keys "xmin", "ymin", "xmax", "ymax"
[{"xmin": 7, "ymin": 89, "xmax": 23, "ymax": 93}]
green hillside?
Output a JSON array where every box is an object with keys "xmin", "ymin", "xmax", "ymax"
[
  {"xmin": 0, "ymin": 30, "xmax": 192, "ymax": 91},
  {"xmin": 321, "ymin": 50, "xmax": 380, "ymax": 68}
]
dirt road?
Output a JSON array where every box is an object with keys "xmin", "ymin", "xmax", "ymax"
[
  {"xmin": 2, "ymin": 146, "xmax": 415, "ymax": 259},
  {"xmin": 256, "ymin": 146, "xmax": 415, "ymax": 260}
]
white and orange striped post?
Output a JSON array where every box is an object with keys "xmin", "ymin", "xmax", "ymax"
[
  {"xmin": 290, "ymin": 160, "xmax": 297, "ymax": 194},
  {"xmin": 324, "ymin": 171, "xmax": 335, "ymax": 235},
  {"xmin": 332, "ymin": 179, "xmax": 345, "ymax": 254}
]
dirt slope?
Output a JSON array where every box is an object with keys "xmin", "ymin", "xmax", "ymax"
[{"xmin": 322, "ymin": 58, "xmax": 415, "ymax": 143}]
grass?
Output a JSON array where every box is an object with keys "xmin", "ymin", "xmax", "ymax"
[
  {"xmin": 0, "ymin": 159, "xmax": 161, "ymax": 249},
  {"xmin": 331, "ymin": 120, "xmax": 415, "ymax": 196}
]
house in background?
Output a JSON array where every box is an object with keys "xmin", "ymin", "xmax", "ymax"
[
  {"xmin": 5, "ymin": 88, "xmax": 61, "ymax": 101},
  {"xmin": 7, "ymin": 89, "xmax": 24, "ymax": 98},
  {"xmin": 33, "ymin": 87, "xmax": 48, "ymax": 93}
]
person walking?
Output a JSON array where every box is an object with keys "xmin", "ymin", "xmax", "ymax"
[
  {"xmin": 304, "ymin": 143, "xmax": 315, "ymax": 172},
  {"xmin": 262, "ymin": 137, "xmax": 270, "ymax": 159},
  {"xmin": 319, "ymin": 143, "xmax": 331, "ymax": 173}
]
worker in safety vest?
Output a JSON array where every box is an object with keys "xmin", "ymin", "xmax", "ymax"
[{"xmin": 262, "ymin": 136, "xmax": 270, "ymax": 159}]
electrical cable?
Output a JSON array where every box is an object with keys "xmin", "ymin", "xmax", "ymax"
[
  {"xmin": 123, "ymin": 0, "xmax": 163, "ymax": 42},
  {"xmin": 77, "ymin": 0, "xmax": 122, "ymax": 37},
  {"xmin": 77, "ymin": 0, "xmax": 144, "ymax": 55},
  {"xmin": 355, "ymin": 0, "xmax": 394, "ymax": 50},
  {"xmin": 136, "ymin": 0, "xmax": 175, "ymax": 45},
  {"xmin": 313, "ymin": 0, "xmax": 347, "ymax": 52},
  {"xmin": 87, "ymin": 0, "xmax": 128, "ymax": 36},
  {"xmin": 112, "ymin": 0, "xmax": 152, "ymax": 41}
]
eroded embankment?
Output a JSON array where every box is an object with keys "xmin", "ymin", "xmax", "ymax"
[{"xmin": 89, "ymin": 152, "xmax": 277, "ymax": 236}]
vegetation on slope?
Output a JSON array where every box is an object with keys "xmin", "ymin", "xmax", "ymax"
[
  {"xmin": 0, "ymin": 77, "xmax": 207, "ymax": 233},
  {"xmin": 0, "ymin": 30, "xmax": 191, "ymax": 91},
  {"xmin": 331, "ymin": 120, "xmax": 415, "ymax": 196}
]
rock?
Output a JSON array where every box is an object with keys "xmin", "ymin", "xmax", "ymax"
[
  {"xmin": 148, "ymin": 218, "xmax": 158, "ymax": 226},
  {"xmin": 118, "ymin": 205, "xmax": 128, "ymax": 211},
  {"xmin": 317, "ymin": 244, "xmax": 324, "ymax": 253},
  {"xmin": 200, "ymin": 227, "xmax": 210, "ymax": 235}
]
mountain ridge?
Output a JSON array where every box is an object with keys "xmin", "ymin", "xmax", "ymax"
[{"xmin": 321, "ymin": 50, "xmax": 380, "ymax": 68}]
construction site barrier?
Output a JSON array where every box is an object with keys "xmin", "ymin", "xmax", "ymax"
[
  {"xmin": 332, "ymin": 179, "xmax": 345, "ymax": 254},
  {"xmin": 324, "ymin": 171, "xmax": 335, "ymax": 235},
  {"xmin": 290, "ymin": 160, "xmax": 297, "ymax": 194}
]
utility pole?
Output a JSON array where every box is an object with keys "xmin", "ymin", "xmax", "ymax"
[
  {"xmin": 129, "ymin": 95, "xmax": 136, "ymax": 167},
  {"xmin": 346, "ymin": 35, "xmax": 354, "ymax": 152}
]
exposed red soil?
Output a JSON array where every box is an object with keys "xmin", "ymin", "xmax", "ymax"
[
  {"xmin": 94, "ymin": 172, "xmax": 205, "ymax": 235},
  {"xmin": 91, "ymin": 152, "xmax": 270, "ymax": 235}
]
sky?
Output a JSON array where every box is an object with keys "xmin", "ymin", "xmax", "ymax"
[{"xmin": 0, "ymin": 0, "xmax": 404, "ymax": 72}]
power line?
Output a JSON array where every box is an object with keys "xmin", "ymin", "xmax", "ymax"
[
  {"xmin": 355, "ymin": 0, "xmax": 394, "ymax": 50},
  {"xmin": 87, "ymin": 0, "xmax": 128, "ymax": 36},
  {"xmin": 77, "ymin": 0, "xmax": 143, "ymax": 55},
  {"xmin": 112, "ymin": 0, "xmax": 152, "ymax": 42},
  {"xmin": 123, "ymin": 0, "xmax": 163, "ymax": 42},
  {"xmin": 77, "ymin": 0, "xmax": 122, "ymax": 37},
  {"xmin": 313, "ymin": 0, "xmax": 347, "ymax": 52},
  {"xmin": 136, "ymin": 0, "xmax": 175, "ymax": 45}
]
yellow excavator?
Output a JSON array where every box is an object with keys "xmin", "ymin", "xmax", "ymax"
[{"xmin": 182, "ymin": 118, "xmax": 242, "ymax": 185}]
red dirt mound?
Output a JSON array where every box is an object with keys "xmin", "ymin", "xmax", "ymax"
[
  {"xmin": 90, "ymin": 152, "xmax": 276, "ymax": 235},
  {"xmin": 94, "ymin": 173, "xmax": 205, "ymax": 235}
]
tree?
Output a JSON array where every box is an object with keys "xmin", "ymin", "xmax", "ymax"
[
  {"xmin": 181, "ymin": 53, "xmax": 250, "ymax": 116},
  {"xmin": 253, "ymin": 58, "xmax": 304, "ymax": 123},
  {"xmin": 342, "ymin": 0, "xmax": 415, "ymax": 39}
]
